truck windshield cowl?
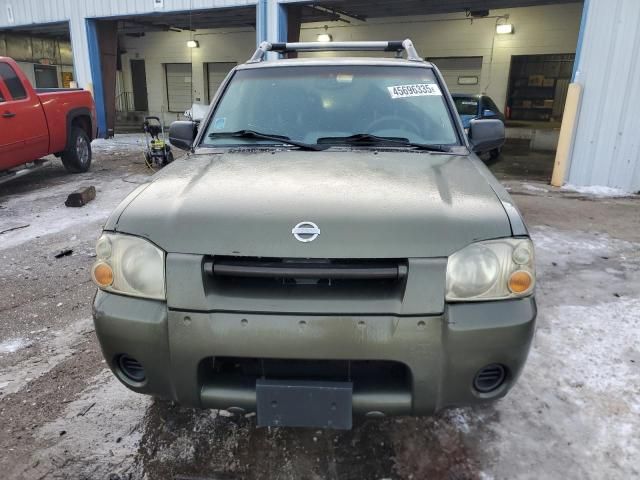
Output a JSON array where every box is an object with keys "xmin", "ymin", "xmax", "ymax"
[
  {"xmin": 208, "ymin": 129, "xmax": 330, "ymax": 151},
  {"xmin": 201, "ymin": 65, "xmax": 460, "ymax": 149}
]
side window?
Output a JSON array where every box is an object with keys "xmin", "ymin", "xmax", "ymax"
[
  {"xmin": 0, "ymin": 84, "xmax": 5, "ymax": 102},
  {"xmin": 0, "ymin": 63, "xmax": 27, "ymax": 100}
]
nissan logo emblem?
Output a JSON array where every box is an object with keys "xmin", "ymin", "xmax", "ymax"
[{"xmin": 292, "ymin": 222, "xmax": 320, "ymax": 242}]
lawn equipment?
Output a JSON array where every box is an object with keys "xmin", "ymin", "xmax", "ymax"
[{"xmin": 143, "ymin": 116, "xmax": 174, "ymax": 169}]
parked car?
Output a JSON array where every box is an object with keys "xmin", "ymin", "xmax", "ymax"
[
  {"xmin": 92, "ymin": 40, "xmax": 534, "ymax": 430},
  {"xmin": 0, "ymin": 57, "xmax": 96, "ymax": 181},
  {"xmin": 452, "ymin": 93, "xmax": 505, "ymax": 159}
]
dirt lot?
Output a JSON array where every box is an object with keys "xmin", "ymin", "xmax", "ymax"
[{"xmin": 1, "ymin": 137, "xmax": 639, "ymax": 479}]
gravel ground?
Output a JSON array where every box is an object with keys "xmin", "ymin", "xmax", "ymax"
[{"xmin": 0, "ymin": 138, "xmax": 639, "ymax": 479}]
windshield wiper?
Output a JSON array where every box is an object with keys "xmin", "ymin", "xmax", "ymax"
[
  {"xmin": 317, "ymin": 133, "xmax": 450, "ymax": 152},
  {"xmin": 208, "ymin": 129, "xmax": 328, "ymax": 151}
]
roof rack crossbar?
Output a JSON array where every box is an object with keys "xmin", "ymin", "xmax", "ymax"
[{"xmin": 247, "ymin": 39, "xmax": 422, "ymax": 63}]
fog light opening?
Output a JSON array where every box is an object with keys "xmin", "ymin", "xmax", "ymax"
[
  {"xmin": 473, "ymin": 364, "xmax": 506, "ymax": 393},
  {"xmin": 117, "ymin": 354, "xmax": 146, "ymax": 383}
]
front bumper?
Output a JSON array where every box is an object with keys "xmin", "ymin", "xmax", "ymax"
[{"xmin": 93, "ymin": 290, "xmax": 536, "ymax": 415}]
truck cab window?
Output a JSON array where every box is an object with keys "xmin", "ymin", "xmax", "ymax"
[{"xmin": 0, "ymin": 63, "xmax": 27, "ymax": 100}]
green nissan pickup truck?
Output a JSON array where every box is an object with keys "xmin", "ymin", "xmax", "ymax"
[{"xmin": 92, "ymin": 40, "xmax": 536, "ymax": 429}]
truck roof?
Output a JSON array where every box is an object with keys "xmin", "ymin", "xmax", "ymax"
[
  {"xmin": 237, "ymin": 56, "xmax": 435, "ymax": 70},
  {"xmin": 240, "ymin": 39, "xmax": 432, "ymax": 70}
]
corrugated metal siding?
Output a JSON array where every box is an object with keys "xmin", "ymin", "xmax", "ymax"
[
  {"xmin": 0, "ymin": 0, "xmax": 257, "ymax": 90},
  {"xmin": 569, "ymin": 0, "xmax": 640, "ymax": 192},
  {"xmin": 0, "ymin": 0, "xmax": 256, "ymax": 26}
]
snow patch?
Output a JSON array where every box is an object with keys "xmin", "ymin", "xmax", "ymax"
[
  {"xmin": 482, "ymin": 225, "xmax": 640, "ymax": 479},
  {"xmin": 0, "ymin": 318, "xmax": 93, "ymax": 395},
  {"xmin": 542, "ymin": 298, "xmax": 640, "ymax": 392},
  {"xmin": 0, "ymin": 175, "xmax": 149, "ymax": 251},
  {"xmin": 522, "ymin": 183, "xmax": 549, "ymax": 193},
  {"xmin": 561, "ymin": 184, "xmax": 635, "ymax": 197},
  {"xmin": 0, "ymin": 337, "xmax": 32, "ymax": 354},
  {"xmin": 92, "ymin": 133, "xmax": 147, "ymax": 152},
  {"xmin": 530, "ymin": 225, "xmax": 637, "ymax": 269},
  {"xmin": 445, "ymin": 408, "xmax": 471, "ymax": 434},
  {"xmin": 30, "ymin": 369, "xmax": 151, "ymax": 479}
]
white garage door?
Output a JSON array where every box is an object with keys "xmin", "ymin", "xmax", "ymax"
[
  {"xmin": 207, "ymin": 62, "xmax": 236, "ymax": 102},
  {"xmin": 428, "ymin": 57, "xmax": 483, "ymax": 94},
  {"xmin": 165, "ymin": 63, "xmax": 192, "ymax": 112}
]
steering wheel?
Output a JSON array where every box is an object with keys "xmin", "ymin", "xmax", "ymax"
[{"xmin": 365, "ymin": 115, "xmax": 422, "ymax": 137}]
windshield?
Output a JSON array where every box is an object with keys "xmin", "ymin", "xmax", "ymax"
[
  {"xmin": 453, "ymin": 97, "xmax": 479, "ymax": 116},
  {"xmin": 201, "ymin": 65, "xmax": 459, "ymax": 148}
]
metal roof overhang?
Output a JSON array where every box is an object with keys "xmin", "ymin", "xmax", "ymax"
[
  {"xmin": 0, "ymin": 21, "xmax": 71, "ymax": 40},
  {"xmin": 298, "ymin": 0, "xmax": 583, "ymax": 21}
]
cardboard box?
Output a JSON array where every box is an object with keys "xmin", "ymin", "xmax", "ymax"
[
  {"xmin": 543, "ymin": 78, "xmax": 555, "ymax": 87},
  {"xmin": 528, "ymin": 75, "xmax": 545, "ymax": 87},
  {"xmin": 522, "ymin": 100, "xmax": 533, "ymax": 108},
  {"xmin": 544, "ymin": 99, "xmax": 555, "ymax": 108}
]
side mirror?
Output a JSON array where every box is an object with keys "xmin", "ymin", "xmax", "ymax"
[
  {"xmin": 169, "ymin": 121, "xmax": 198, "ymax": 151},
  {"xmin": 482, "ymin": 109, "xmax": 497, "ymax": 117},
  {"xmin": 469, "ymin": 118, "xmax": 505, "ymax": 153}
]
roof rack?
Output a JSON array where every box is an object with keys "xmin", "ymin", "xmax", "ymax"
[{"xmin": 247, "ymin": 39, "xmax": 422, "ymax": 64}]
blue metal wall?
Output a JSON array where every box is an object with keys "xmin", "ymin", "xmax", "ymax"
[{"xmin": 568, "ymin": 0, "xmax": 640, "ymax": 192}]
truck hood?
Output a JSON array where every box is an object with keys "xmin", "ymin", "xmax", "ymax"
[{"xmin": 109, "ymin": 150, "xmax": 512, "ymax": 258}]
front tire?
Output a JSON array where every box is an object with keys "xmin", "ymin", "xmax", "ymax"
[
  {"xmin": 489, "ymin": 148, "xmax": 501, "ymax": 160},
  {"xmin": 163, "ymin": 151, "xmax": 174, "ymax": 166},
  {"xmin": 61, "ymin": 127, "xmax": 92, "ymax": 173}
]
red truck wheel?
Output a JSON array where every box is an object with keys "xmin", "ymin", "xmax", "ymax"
[{"xmin": 62, "ymin": 127, "xmax": 92, "ymax": 173}]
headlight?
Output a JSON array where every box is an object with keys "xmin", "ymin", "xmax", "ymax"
[
  {"xmin": 446, "ymin": 238, "xmax": 535, "ymax": 301},
  {"xmin": 91, "ymin": 233, "xmax": 165, "ymax": 300}
]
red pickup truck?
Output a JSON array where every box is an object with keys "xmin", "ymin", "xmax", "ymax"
[{"xmin": 0, "ymin": 57, "xmax": 97, "ymax": 179}]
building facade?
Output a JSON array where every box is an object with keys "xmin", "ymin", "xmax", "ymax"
[{"xmin": 0, "ymin": 0, "xmax": 638, "ymax": 192}]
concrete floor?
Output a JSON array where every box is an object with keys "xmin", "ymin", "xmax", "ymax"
[
  {"xmin": 487, "ymin": 142, "xmax": 555, "ymax": 183},
  {"xmin": 0, "ymin": 138, "xmax": 638, "ymax": 479}
]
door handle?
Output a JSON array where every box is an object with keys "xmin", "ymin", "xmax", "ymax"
[{"xmin": 2, "ymin": 111, "xmax": 16, "ymax": 118}]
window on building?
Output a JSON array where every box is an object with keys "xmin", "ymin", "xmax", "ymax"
[
  {"xmin": 506, "ymin": 53, "xmax": 575, "ymax": 122},
  {"xmin": 206, "ymin": 62, "xmax": 236, "ymax": 102},
  {"xmin": 0, "ymin": 63, "xmax": 28, "ymax": 100},
  {"xmin": 164, "ymin": 63, "xmax": 192, "ymax": 112},
  {"xmin": 34, "ymin": 64, "xmax": 59, "ymax": 88}
]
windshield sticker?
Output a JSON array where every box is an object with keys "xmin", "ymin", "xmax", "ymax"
[
  {"xmin": 213, "ymin": 117, "xmax": 226, "ymax": 130},
  {"xmin": 388, "ymin": 84, "xmax": 442, "ymax": 99}
]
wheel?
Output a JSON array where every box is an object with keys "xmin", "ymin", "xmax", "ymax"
[
  {"xmin": 162, "ymin": 151, "xmax": 174, "ymax": 166},
  {"xmin": 489, "ymin": 148, "xmax": 501, "ymax": 160},
  {"xmin": 61, "ymin": 127, "xmax": 92, "ymax": 173}
]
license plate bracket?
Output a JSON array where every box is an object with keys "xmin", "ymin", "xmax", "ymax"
[{"xmin": 256, "ymin": 379, "xmax": 353, "ymax": 429}]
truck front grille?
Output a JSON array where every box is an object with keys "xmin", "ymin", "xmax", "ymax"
[
  {"xmin": 200, "ymin": 256, "xmax": 409, "ymax": 314},
  {"xmin": 206, "ymin": 256, "xmax": 407, "ymax": 285}
]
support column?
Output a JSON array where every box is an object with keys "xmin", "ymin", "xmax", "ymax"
[
  {"xmin": 86, "ymin": 19, "xmax": 117, "ymax": 138},
  {"xmin": 256, "ymin": 0, "xmax": 268, "ymax": 45},
  {"xmin": 257, "ymin": 1, "xmax": 301, "ymax": 56},
  {"xmin": 97, "ymin": 21, "xmax": 118, "ymax": 138},
  {"xmin": 86, "ymin": 19, "xmax": 107, "ymax": 138},
  {"xmin": 68, "ymin": 15, "xmax": 92, "ymax": 90}
]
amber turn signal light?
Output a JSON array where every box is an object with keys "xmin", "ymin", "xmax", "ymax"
[
  {"xmin": 92, "ymin": 262, "xmax": 114, "ymax": 287},
  {"xmin": 508, "ymin": 270, "xmax": 532, "ymax": 294}
]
